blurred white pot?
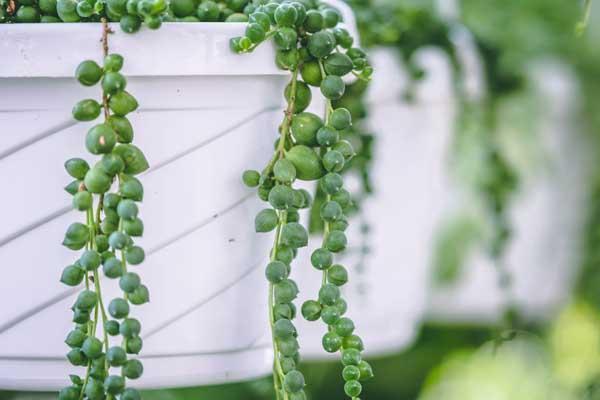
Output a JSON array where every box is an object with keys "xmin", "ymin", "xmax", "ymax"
[{"xmin": 427, "ymin": 57, "xmax": 589, "ymax": 323}]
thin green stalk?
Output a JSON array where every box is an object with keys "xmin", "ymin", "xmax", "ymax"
[
  {"xmin": 278, "ymin": 69, "xmax": 300, "ymax": 156},
  {"xmin": 80, "ymin": 208, "xmax": 96, "ymax": 399},
  {"xmin": 81, "ymin": 202, "xmax": 111, "ymax": 397},
  {"xmin": 318, "ymin": 59, "xmax": 335, "ymax": 323},
  {"xmin": 576, "ymin": 0, "xmax": 593, "ymax": 35},
  {"xmin": 267, "ymin": 68, "xmax": 300, "ymax": 400},
  {"xmin": 78, "ymin": 362, "xmax": 92, "ymax": 400}
]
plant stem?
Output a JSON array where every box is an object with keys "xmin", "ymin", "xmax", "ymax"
[
  {"xmin": 79, "ymin": 208, "xmax": 96, "ymax": 399},
  {"xmin": 268, "ymin": 210, "xmax": 290, "ymax": 400},
  {"xmin": 267, "ymin": 68, "xmax": 300, "ymax": 400},
  {"xmin": 278, "ymin": 68, "xmax": 300, "ymax": 158},
  {"xmin": 78, "ymin": 362, "xmax": 92, "ymax": 400},
  {"xmin": 101, "ymin": 18, "xmax": 112, "ymax": 119},
  {"xmin": 577, "ymin": 0, "xmax": 593, "ymax": 35},
  {"xmin": 318, "ymin": 59, "xmax": 335, "ymax": 322},
  {"xmin": 79, "ymin": 23, "xmax": 114, "ymax": 397}
]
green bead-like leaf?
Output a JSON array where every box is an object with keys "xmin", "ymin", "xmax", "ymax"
[
  {"xmin": 119, "ymin": 272, "xmax": 141, "ymax": 293},
  {"xmin": 285, "ymin": 145, "xmax": 325, "ymax": 181},
  {"xmin": 74, "ymin": 60, "xmax": 101, "ymax": 86},
  {"xmin": 122, "ymin": 359, "xmax": 144, "ymax": 379},
  {"xmin": 120, "ymin": 175, "xmax": 144, "ymax": 201},
  {"xmin": 273, "ymin": 318, "xmax": 296, "ymax": 340},
  {"xmin": 60, "ymin": 264, "xmax": 84, "ymax": 286},
  {"xmin": 274, "ymin": 159, "xmax": 297, "ymax": 184},
  {"xmin": 280, "ymin": 222, "xmax": 308, "ymax": 248},
  {"xmin": 84, "ymin": 166, "xmax": 112, "ymax": 194},
  {"xmin": 86, "ymin": 124, "xmax": 117, "ymax": 155},
  {"xmin": 109, "ymin": 91, "xmax": 138, "ymax": 116},
  {"xmin": 104, "ymin": 54, "xmax": 124, "ymax": 72},
  {"xmin": 106, "ymin": 346, "xmax": 127, "ymax": 366},
  {"xmin": 75, "ymin": 290, "xmax": 98, "ymax": 311},
  {"xmin": 328, "ymin": 264, "xmax": 348, "ymax": 286},
  {"xmin": 65, "ymin": 158, "xmax": 90, "ymax": 180},
  {"xmin": 64, "ymin": 329, "xmax": 86, "ymax": 348},
  {"xmin": 112, "ymin": 144, "xmax": 149, "ymax": 175},
  {"xmin": 120, "ymin": 318, "xmax": 142, "ymax": 338},
  {"xmin": 274, "ymin": 279, "xmax": 299, "ymax": 303},
  {"xmin": 265, "ymin": 261, "xmax": 288, "ymax": 283},
  {"xmin": 129, "ymin": 285, "xmax": 150, "ymax": 305},
  {"xmin": 301, "ymin": 300, "xmax": 321, "ymax": 321},
  {"xmin": 318, "ymin": 283, "xmax": 340, "ymax": 306},
  {"xmin": 108, "ymin": 116, "xmax": 134, "ymax": 143},
  {"xmin": 307, "ymin": 30, "xmax": 335, "ymax": 58},
  {"xmin": 283, "ymin": 370, "xmax": 305, "ymax": 393},
  {"xmin": 81, "ymin": 337, "xmax": 103, "ymax": 359},
  {"xmin": 58, "ymin": 386, "xmax": 80, "ymax": 400},
  {"xmin": 322, "ymin": 331, "xmax": 342, "ymax": 353},
  {"xmin": 123, "ymin": 217, "xmax": 144, "ymax": 237},
  {"xmin": 341, "ymin": 348, "xmax": 362, "ymax": 366},
  {"xmin": 290, "ymin": 112, "xmax": 322, "ymax": 146},
  {"xmin": 108, "ymin": 297, "xmax": 130, "ymax": 319},
  {"xmin": 104, "ymin": 375, "xmax": 126, "ymax": 395},
  {"xmin": 62, "ymin": 223, "xmax": 90, "ymax": 250},
  {"xmin": 334, "ymin": 317, "xmax": 355, "ymax": 337},
  {"xmin": 324, "ymin": 53, "xmax": 354, "ymax": 77},
  {"xmin": 72, "ymin": 99, "xmax": 101, "ymax": 122}
]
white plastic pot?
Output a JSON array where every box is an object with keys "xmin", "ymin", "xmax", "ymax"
[
  {"xmin": 0, "ymin": 0, "xmax": 360, "ymax": 389},
  {"xmin": 0, "ymin": 23, "xmax": 287, "ymax": 391},
  {"xmin": 292, "ymin": 47, "xmax": 456, "ymax": 359},
  {"xmin": 427, "ymin": 60, "xmax": 589, "ymax": 324}
]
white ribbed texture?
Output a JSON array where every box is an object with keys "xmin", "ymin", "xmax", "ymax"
[{"xmin": 0, "ymin": 23, "xmax": 286, "ymax": 390}]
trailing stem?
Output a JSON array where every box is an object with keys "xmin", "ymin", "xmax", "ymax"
[{"xmin": 59, "ymin": 20, "xmax": 150, "ymax": 400}]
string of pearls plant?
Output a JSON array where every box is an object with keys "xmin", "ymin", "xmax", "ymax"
[
  {"xmin": 233, "ymin": 1, "xmax": 374, "ymax": 398},
  {"xmin": 3, "ymin": 0, "xmax": 375, "ymax": 397},
  {"xmin": 58, "ymin": 18, "xmax": 156, "ymax": 400}
]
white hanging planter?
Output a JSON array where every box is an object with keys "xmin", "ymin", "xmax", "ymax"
[
  {"xmin": 0, "ymin": 0, "xmax": 361, "ymax": 389},
  {"xmin": 426, "ymin": 57, "xmax": 589, "ymax": 323},
  {"xmin": 0, "ymin": 23, "xmax": 287, "ymax": 391},
  {"xmin": 292, "ymin": 47, "xmax": 456, "ymax": 359}
]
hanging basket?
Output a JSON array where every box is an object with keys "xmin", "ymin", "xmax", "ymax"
[{"xmin": 0, "ymin": 22, "xmax": 286, "ymax": 391}]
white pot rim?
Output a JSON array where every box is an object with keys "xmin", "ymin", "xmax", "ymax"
[
  {"xmin": 1, "ymin": 22, "xmax": 288, "ymax": 78},
  {"xmin": 0, "ymin": 0, "xmax": 359, "ymax": 80}
]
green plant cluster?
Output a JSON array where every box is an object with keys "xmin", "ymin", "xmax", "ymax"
[
  {"xmin": 0, "ymin": 0, "xmax": 167, "ymax": 29},
  {"xmin": 346, "ymin": 0, "xmax": 461, "ymax": 91},
  {"xmin": 58, "ymin": 22, "xmax": 149, "ymax": 400},
  {"xmin": 0, "ymin": 0, "xmax": 285, "ymax": 27},
  {"xmin": 232, "ymin": 0, "xmax": 374, "ymax": 398}
]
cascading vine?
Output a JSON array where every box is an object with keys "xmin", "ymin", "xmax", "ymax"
[
  {"xmin": 232, "ymin": 1, "xmax": 374, "ymax": 398},
  {"xmin": 477, "ymin": 101, "xmax": 519, "ymax": 336},
  {"xmin": 467, "ymin": 39, "xmax": 523, "ymax": 336},
  {"xmin": 58, "ymin": 19, "xmax": 150, "ymax": 400},
  {"xmin": 343, "ymin": 0, "xmax": 523, "ymax": 337}
]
